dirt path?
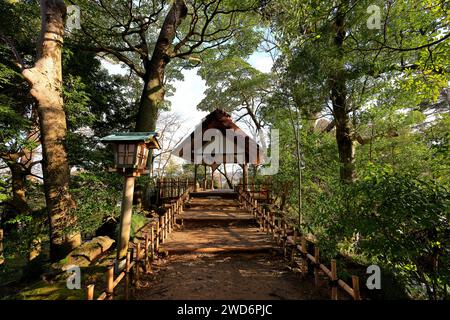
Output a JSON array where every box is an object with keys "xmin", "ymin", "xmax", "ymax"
[
  {"xmin": 134, "ymin": 253, "xmax": 328, "ymax": 300},
  {"xmin": 133, "ymin": 192, "xmax": 329, "ymax": 300}
]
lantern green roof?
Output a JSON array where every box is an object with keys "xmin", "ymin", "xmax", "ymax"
[{"xmin": 100, "ymin": 132, "xmax": 160, "ymax": 149}]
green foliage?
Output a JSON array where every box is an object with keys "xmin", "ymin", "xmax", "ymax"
[
  {"xmin": 315, "ymin": 172, "xmax": 450, "ymax": 300},
  {"xmin": 69, "ymin": 172, "xmax": 123, "ymax": 237}
]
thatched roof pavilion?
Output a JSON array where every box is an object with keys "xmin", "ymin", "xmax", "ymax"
[{"xmin": 173, "ymin": 109, "xmax": 263, "ymax": 190}]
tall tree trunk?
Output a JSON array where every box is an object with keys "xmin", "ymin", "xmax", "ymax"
[
  {"xmin": 136, "ymin": 68, "xmax": 165, "ymax": 133},
  {"xmin": 22, "ymin": 0, "xmax": 81, "ymax": 261},
  {"xmin": 135, "ymin": 0, "xmax": 188, "ymax": 132},
  {"xmin": 331, "ymin": 2, "xmax": 355, "ymax": 183}
]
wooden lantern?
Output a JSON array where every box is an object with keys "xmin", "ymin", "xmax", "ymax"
[{"xmin": 100, "ymin": 132, "xmax": 161, "ymax": 175}]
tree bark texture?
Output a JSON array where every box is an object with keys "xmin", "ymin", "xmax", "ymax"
[{"xmin": 22, "ymin": 0, "xmax": 81, "ymax": 261}]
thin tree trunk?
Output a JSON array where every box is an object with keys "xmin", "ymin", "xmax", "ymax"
[
  {"xmin": 22, "ymin": 0, "xmax": 81, "ymax": 261},
  {"xmin": 331, "ymin": 2, "xmax": 355, "ymax": 183}
]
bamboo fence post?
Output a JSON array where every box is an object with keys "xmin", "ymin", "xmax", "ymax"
[
  {"xmin": 290, "ymin": 244, "xmax": 296, "ymax": 265},
  {"xmin": 170, "ymin": 204, "xmax": 174, "ymax": 230},
  {"xmin": 86, "ymin": 284, "xmax": 95, "ymax": 300},
  {"xmin": 166, "ymin": 211, "xmax": 169, "ymax": 236},
  {"xmin": 331, "ymin": 259, "xmax": 338, "ymax": 300},
  {"xmin": 173, "ymin": 203, "xmax": 176, "ymax": 226},
  {"xmin": 159, "ymin": 216, "xmax": 164, "ymax": 244},
  {"xmin": 155, "ymin": 221, "xmax": 160, "ymax": 251},
  {"xmin": 150, "ymin": 226, "xmax": 155, "ymax": 260},
  {"xmin": 314, "ymin": 247, "xmax": 320, "ymax": 287},
  {"xmin": 259, "ymin": 208, "xmax": 263, "ymax": 232},
  {"xmin": 136, "ymin": 243, "xmax": 141, "ymax": 284},
  {"xmin": 0, "ymin": 229, "xmax": 4, "ymax": 265},
  {"xmin": 352, "ymin": 276, "xmax": 361, "ymax": 300},
  {"xmin": 283, "ymin": 219, "xmax": 288, "ymax": 257},
  {"xmin": 272, "ymin": 215, "xmax": 276, "ymax": 237},
  {"xmin": 125, "ymin": 251, "xmax": 131, "ymax": 300},
  {"xmin": 168, "ymin": 208, "xmax": 172, "ymax": 234},
  {"xmin": 145, "ymin": 234, "xmax": 149, "ymax": 273},
  {"xmin": 277, "ymin": 219, "xmax": 281, "ymax": 245},
  {"xmin": 262, "ymin": 209, "xmax": 266, "ymax": 232},
  {"xmin": 106, "ymin": 266, "xmax": 114, "ymax": 300},
  {"xmin": 301, "ymin": 237, "xmax": 308, "ymax": 274},
  {"xmin": 129, "ymin": 247, "xmax": 135, "ymax": 283}
]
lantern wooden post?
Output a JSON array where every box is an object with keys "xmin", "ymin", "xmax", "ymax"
[{"xmin": 116, "ymin": 174, "xmax": 136, "ymax": 268}]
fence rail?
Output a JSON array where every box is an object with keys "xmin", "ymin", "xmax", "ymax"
[
  {"xmin": 86, "ymin": 186, "xmax": 193, "ymax": 300},
  {"xmin": 237, "ymin": 187, "xmax": 362, "ymax": 300},
  {"xmin": 156, "ymin": 178, "xmax": 195, "ymax": 201}
]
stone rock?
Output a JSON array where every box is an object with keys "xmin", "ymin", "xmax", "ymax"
[{"xmin": 64, "ymin": 236, "xmax": 115, "ymax": 268}]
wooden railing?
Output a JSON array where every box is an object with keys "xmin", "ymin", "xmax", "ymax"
[
  {"xmin": 156, "ymin": 178, "xmax": 194, "ymax": 201},
  {"xmin": 237, "ymin": 183, "xmax": 272, "ymax": 203},
  {"xmin": 86, "ymin": 186, "xmax": 193, "ymax": 300},
  {"xmin": 237, "ymin": 187, "xmax": 362, "ymax": 300}
]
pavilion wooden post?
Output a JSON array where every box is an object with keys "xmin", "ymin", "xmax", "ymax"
[
  {"xmin": 194, "ymin": 165, "xmax": 198, "ymax": 192},
  {"xmin": 211, "ymin": 167, "xmax": 215, "ymax": 190},
  {"xmin": 204, "ymin": 165, "xmax": 207, "ymax": 190},
  {"xmin": 116, "ymin": 175, "xmax": 136, "ymax": 270},
  {"xmin": 242, "ymin": 164, "xmax": 249, "ymax": 191}
]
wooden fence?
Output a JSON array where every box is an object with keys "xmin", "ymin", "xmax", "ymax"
[
  {"xmin": 237, "ymin": 187, "xmax": 362, "ymax": 300},
  {"xmin": 86, "ymin": 186, "xmax": 193, "ymax": 300},
  {"xmin": 156, "ymin": 178, "xmax": 194, "ymax": 202},
  {"xmin": 237, "ymin": 183, "xmax": 272, "ymax": 204}
]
